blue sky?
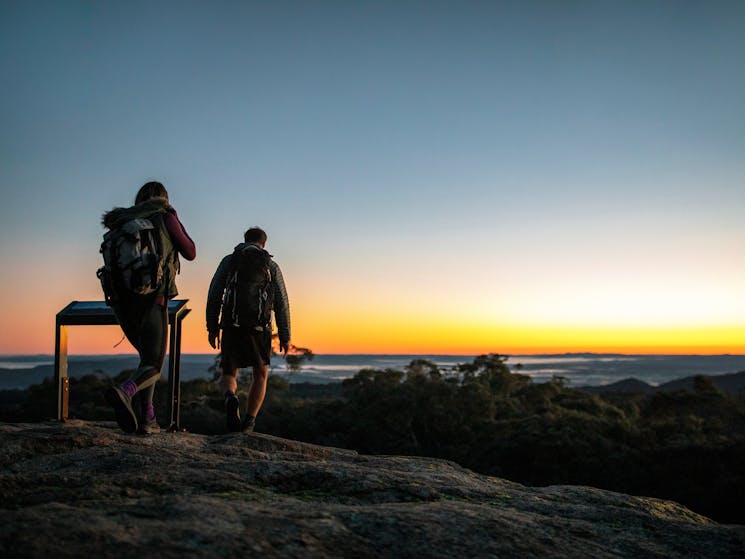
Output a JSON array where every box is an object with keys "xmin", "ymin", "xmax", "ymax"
[{"xmin": 1, "ymin": 1, "xmax": 744, "ymax": 353}]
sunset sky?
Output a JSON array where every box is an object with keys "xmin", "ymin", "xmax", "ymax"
[{"xmin": 1, "ymin": 1, "xmax": 744, "ymax": 356}]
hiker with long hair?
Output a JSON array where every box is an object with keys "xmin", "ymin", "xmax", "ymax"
[{"xmin": 100, "ymin": 181, "xmax": 196, "ymax": 434}]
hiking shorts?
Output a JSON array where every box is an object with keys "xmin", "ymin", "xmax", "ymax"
[{"xmin": 220, "ymin": 326, "xmax": 271, "ymax": 372}]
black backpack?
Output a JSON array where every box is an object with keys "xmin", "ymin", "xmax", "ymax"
[
  {"xmin": 222, "ymin": 245, "xmax": 274, "ymax": 331},
  {"xmin": 97, "ymin": 217, "xmax": 164, "ymax": 304}
]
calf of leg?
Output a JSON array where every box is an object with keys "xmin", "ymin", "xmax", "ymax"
[
  {"xmin": 132, "ymin": 303, "xmax": 168, "ymax": 391},
  {"xmin": 246, "ymin": 364, "xmax": 269, "ymax": 418},
  {"xmin": 219, "ymin": 356, "xmax": 239, "ymax": 395}
]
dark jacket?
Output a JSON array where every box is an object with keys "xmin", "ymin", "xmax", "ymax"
[
  {"xmin": 206, "ymin": 242, "xmax": 291, "ymax": 344},
  {"xmin": 102, "ymin": 198, "xmax": 180, "ymax": 299}
]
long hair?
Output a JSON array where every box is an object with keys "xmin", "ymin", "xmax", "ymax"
[{"xmin": 135, "ymin": 181, "xmax": 169, "ymax": 205}]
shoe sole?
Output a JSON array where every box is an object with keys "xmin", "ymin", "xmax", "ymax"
[
  {"xmin": 226, "ymin": 397, "xmax": 241, "ymax": 432},
  {"xmin": 137, "ymin": 424, "xmax": 161, "ymax": 435},
  {"xmin": 105, "ymin": 387, "xmax": 138, "ymax": 434}
]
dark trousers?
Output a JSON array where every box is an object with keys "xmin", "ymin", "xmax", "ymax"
[{"xmin": 112, "ymin": 295, "xmax": 168, "ymax": 397}]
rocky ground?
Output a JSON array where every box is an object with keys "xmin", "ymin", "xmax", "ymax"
[{"xmin": 0, "ymin": 421, "xmax": 743, "ymax": 558}]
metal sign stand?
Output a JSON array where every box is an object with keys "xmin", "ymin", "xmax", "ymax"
[{"xmin": 54, "ymin": 300, "xmax": 191, "ymax": 431}]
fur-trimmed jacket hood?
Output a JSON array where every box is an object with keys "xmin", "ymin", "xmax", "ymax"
[{"xmin": 102, "ymin": 197, "xmax": 172, "ymax": 230}]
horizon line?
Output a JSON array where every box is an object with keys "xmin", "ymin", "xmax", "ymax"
[{"xmin": 3, "ymin": 351, "xmax": 745, "ymax": 358}]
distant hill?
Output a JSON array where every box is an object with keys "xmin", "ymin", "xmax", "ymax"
[
  {"xmin": 580, "ymin": 370, "xmax": 745, "ymax": 395},
  {"xmin": 579, "ymin": 378, "xmax": 657, "ymax": 394},
  {"xmin": 658, "ymin": 370, "xmax": 745, "ymax": 394}
]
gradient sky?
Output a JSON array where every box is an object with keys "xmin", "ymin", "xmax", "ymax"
[{"xmin": 1, "ymin": 0, "xmax": 744, "ymax": 355}]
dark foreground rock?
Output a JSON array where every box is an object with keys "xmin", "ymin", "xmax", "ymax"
[{"xmin": 1, "ymin": 422, "xmax": 743, "ymax": 558}]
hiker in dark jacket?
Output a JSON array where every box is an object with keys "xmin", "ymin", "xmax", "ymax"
[
  {"xmin": 206, "ymin": 227, "xmax": 290, "ymax": 432},
  {"xmin": 102, "ymin": 181, "xmax": 196, "ymax": 434}
]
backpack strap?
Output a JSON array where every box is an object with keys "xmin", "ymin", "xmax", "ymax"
[{"xmin": 227, "ymin": 248, "xmax": 241, "ymax": 327}]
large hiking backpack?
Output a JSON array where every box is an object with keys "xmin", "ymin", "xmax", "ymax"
[
  {"xmin": 222, "ymin": 245, "xmax": 274, "ymax": 331},
  {"xmin": 97, "ymin": 217, "xmax": 164, "ymax": 304}
]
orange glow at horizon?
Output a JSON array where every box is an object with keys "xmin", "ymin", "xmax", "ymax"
[
  {"xmin": 1, "ymin": 271, "xmax": 744, "ymax": 357},
  {"xmin": 287, "ymin": 316, "xmax": 745, "ymax": 355},
  {"xmin": 36, "ymin": 311, "xmax": 745, "ymax": 357}
]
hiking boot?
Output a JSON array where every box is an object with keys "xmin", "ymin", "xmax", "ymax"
[
  {"xmin": 137, "ymin": 418, "xmax": 161, "ymax": 435},
  {"xmin": 241, "ymin": 415, "xmax": 255, "ymax": 433},
  {"xmin": 225, "ymin": 393, "xmax": 241, "ymax": 432},
  {"xmin": 105, "ymin": 386, "xmax": 138, "ymax": 434}
]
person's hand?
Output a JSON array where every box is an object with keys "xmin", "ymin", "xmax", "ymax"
[
  {"xmin": 208, "ymin": 331, "xmax": 220, "ymax": 350},
  {"xmin": 280, "ymin": 340, "xmax": 290, "ymax": 358}
]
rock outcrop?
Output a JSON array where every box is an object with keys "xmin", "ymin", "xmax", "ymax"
[{"xmin": 1, "ymin": 421, "xmax": 743, "ymax": 558}]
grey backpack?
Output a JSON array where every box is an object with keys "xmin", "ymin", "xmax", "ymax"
[{"xmin": 97, "ymin": 218, "xmax": 164, "ymax": 304}]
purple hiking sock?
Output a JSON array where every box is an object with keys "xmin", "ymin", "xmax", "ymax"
[
  {"xmin": 143, "ymin": 400, "xmax": 155, "ymax": 422},
  {"xmin": 120, "ymin": 380, "xmax": 138, "ymax": 398}
]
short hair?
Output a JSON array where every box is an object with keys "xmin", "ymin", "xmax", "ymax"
[
  {"xmin": 244, "ymin": 227, "xmax": 267, "ymax": 244},
  {"xmin": 135, "ymin": 181, "xmax": 168, "ymax": 204}
]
